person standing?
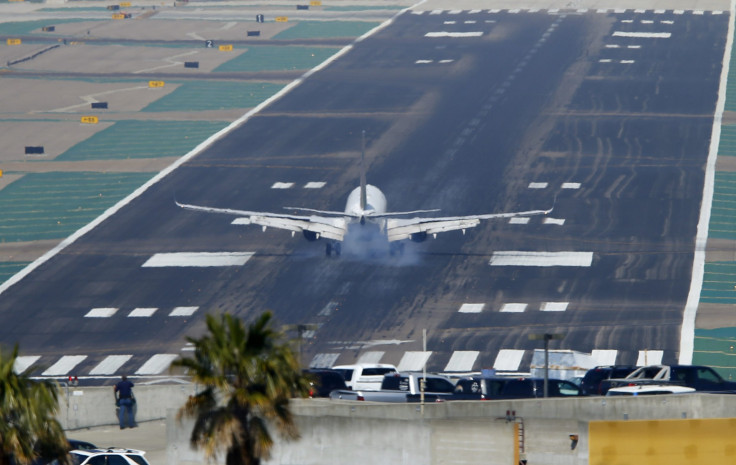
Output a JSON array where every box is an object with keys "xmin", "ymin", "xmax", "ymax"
[{"xmin": 114, "ymin": 375, "xmax": 136, "ymax": 429}]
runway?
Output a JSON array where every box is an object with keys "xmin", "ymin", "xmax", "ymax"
[{"xmin": 0, "ymin": 7, "xmax": 728, "ymax": 380}]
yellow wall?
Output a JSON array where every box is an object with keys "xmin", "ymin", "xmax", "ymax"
[{"xmin": 590, "ymin": 418, "xmax": 736, "ymax": 464}]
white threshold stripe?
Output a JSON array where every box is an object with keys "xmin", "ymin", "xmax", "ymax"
[
  {"xmin": 592, "ymin": 349, "xmax": 618, "ymax": 366},
  {"xmin": 637, "ymin": 350, "xmax": 664, "ymax": 366},
  {"xmin": 490, "ymin": 251, "xmax": 593, "ymax": 267},
  {"xmin": 541, "ymin": 302, "xmax": 568, "ymax": 312},
  {"xmin": 135, "ymin": 354, "xmax": 178, "ymax": 375},
  {"xmin": 0, "ymin": 0, "xmax": 415, "ymax": 299},
  {"xmin": 613, "ymin": 31, "xmax": 672, "ymax": 38},
  {"xmin": 271, "ymin": 182, "xmax": 294, "ymax": 189},
  {"xmin": 309, "ymin": 353, "xmax": 340, "ymax": 369},
  {"xmin": 129, "ymin": 307, "xmax": 157, "ymax": 317},
  {"xmin": 509, "ymin": 217, "xmax": 530, "ymax": 224},
  {"xmin": 500, "ymin": 303, "xmax": 527, "ymax": 313},
  {"xmin": 397, "ymin": 351, "xmax": 432, "ymax": 372},
  {"xmin": 459, "ymin": 303, "xmax": 485, "ymax": 313},
  {"xmin": 142, "ymin": 252, "xmax": 254, "ymax": 267},
  {"xmin": 85, "ymin": 307, "xmax": 118, "ymax": 318},
  {"xmin": 444, "ymin": 351, "xmax": 480, "ymax": 372},
  {"xmin": 357, "ymin": 351, "xmax": 384, "ymax": 364},
  {"xmin": 89, "ymin": 355, "xmax": 132, "ymax": 375},
  {"xmin": 304, "ymin": 182, "xmax": 326, "ymax": 189},
  {"xmin": 425, "ymin": 31, "xmax": 483, "ymax": 38},
  {"xmin": 169, "ymin": 306, "xmax": 198, "ymax": 317},
  {"xmin": 14, "ymin": 355, "xmax": 40, "ymax": 374},
  {"xmin": 43, "ymin": 355, "xmax": 87, "ymax": 376},
  {"xmin": 681, "ymin": 0, "xmax": 736, "ymax": 364},
  {"xmin": 494, "ymin": 349, "xmax": 524, "ymax": 371}
]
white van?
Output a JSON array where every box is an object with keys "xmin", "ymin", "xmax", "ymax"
[{"xmin": 332, "ymin": 363, "xmax": 397, "ymax": 391}]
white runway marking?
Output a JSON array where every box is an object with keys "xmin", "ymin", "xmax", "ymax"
[
  {"xmin": 494, "ymin": 349, "xmax": 524, "ymax": 371},
  {"xmin": 509, "ymin": 217, "xmax": 530, "ymax": 224},
  {"xmin": 439, "ymin": 59, "xmax": 454, "ymax": 63},
  {"xmin": 592, "ymin": 349, "xmax": 618, "ymax": 366},
  {"xmin": 694, "ymin": 10, "xmax": 704, "ymax": 15},
  {"xmin": 614, "ymin": 8, "xmax": 627, "ymax": 13},
  {"xmin": 541, "ymin": 302, "xmax": 569, "ymax": 312},
  {"xmin": 562, "ymin": 182, "xmax": 581, "ymax": 189},
  {"xmin": 416, "ymin": 59, "xmax": 433, "ymax": 64},
  {"xmin": 459, "ymin": 303, "xmax": 485, "ymax": 313},
  {"xmin": 637, "ymin": 350, "xmax": 663, "ymax": 366},
  {"xmin": 509, "ymin": 9, "xmax": 520, "ymax": 14},
  {"xmin": 654, "ymin": 9, "xmax": 666, "ymax": 14},
  {"xmin": 449, "ymin": 9, "xmax": 461, "ymax": 14},
  {"xmin": 500, "ymin": 303, "xmax": 527, "ymax": 313},
  {"xmin": 543, "ymin": 218, "xmax": 566, "ymax": 225},
  {"xmin": 490, "ymin": 251, "xmax": 594, "ymax": 267},
  {"xmin": 548, "ymin": 8, "xmax": 559, "ymax": 13},
  {"xmin": 489, "ymin": 9, "xmax": 501, "ymax": 13},
  {"xmin": 641, "ymin": 20, "xmax": 654, "ymax": 24},
  {"xmin": 599, "ymin": 59, "xmax": 613, "ymax": 63},
  {"xmin": 613, "ymin": 31, "xmax": 671, "ymax": 38},
  {"xmin": 528, "ymin": 182, "xmax": 548, "ymax": 188},
  {"xmin": 674, "ymin": 9, "xmax": 684, "ymax": 14},
  {"xmin": 136, "ymin": 354, "xmax": 178, "ymax": 375},
  {"xmin": 621, "ymin": 60, "xmax": 636, "ymax": 64},
  {"xmin": 605, "ymin": 44, "xmax": 621, "ymax": 48},
  {"xmin": 304, "ymin": 182, "xmax": 326, "ymax": 189},
  {"xmin": 661, "ymin": 20, "xmax": 674, "ymax": 24},
  {"xmin": 464, "ymin": 20, "xmax": 477, "ymax": 24},
  {"xmin": 43, "ymin": 355, "xmax": 87, "ymax": 376},
  {"xmin": 271, "ymin": 182, "xmax": 294, "ymax": 189},
  {"xmin": 14, "ymin": 355, "xmax": 40, "ymax": 374},
  {"xmin": 142, "ymin": 252, "xmax": 254, "ymax": 267},
  {"xmin": 621, "ymin": 19, "xmax": 634, "ymax": 23},
  {"xmin": 169, "ymin": 306, "xmax": 198, "ymax": 317},
  {"xmin": 469, "ymin": 9, "xmax": 481, "ymax": 14},
  {"xmin": 714, "ymin": 10, "xmax": 724, "ymax": 14},
  {"xmin": 443, "ymin": 21, "xmax": 456, "ymax": 24},
  {"xmin": 444, "ymin": 351, "xmax": 479, "ymax": 372},
  {"xmin": 425, "ymin": 31, "xmax": 483, "ymax": 38},
  {"xmin": 128, "ymin": 307, "xmax": 157, "ymax": 317},
  {"xmin": 89, "ymin": 355, "xmax": 132, "ymax": 375},
  {"xmin": 397, "ymin": 351, "xmax": 432, "ymax": 371},
  {"xmin": 597, "ymin": 9, "xmax": 609, "ymax": 13},
  {"xmin": 357, "ymin": 351, "xmax": 385, "ymax": 364},
  {"xmin": 681, "ymin": 0, "xmax": 735, "ymax": 365},
  {"xmin": 429, "ymin": 9, "xmax": 443, "ymax": 15},
  {"xmin": 309, "ymin": 353, "xmax": 339, "ymax": 368},
  {"xmin": 628, "ymin": 45, "xmax": 642, "ymax": 49},
  {"xmin": 85, "ymin": 307, "xmax": 118, "ymax": 318},
  {"xmin": 634, "ymin": 8, "xmax": 646, "ymax": 13}
]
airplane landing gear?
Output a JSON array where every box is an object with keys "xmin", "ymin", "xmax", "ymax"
[
  {"xmin": 389, "ymin": 242, "xmax": 405, "ymax": 256},
  {"xmin": 326, "ymin": 242, "xmax": 341, "ymax": 257}
]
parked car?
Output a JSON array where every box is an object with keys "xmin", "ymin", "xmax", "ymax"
[
  {"xmin": 330, "ymin": 372, "xmax": 456, "ymax": 402},
  {"xmin": 70, "ymin": 448, "xmax": 150, "ymax": 465},
  {"xmin": 331, "ymin": 363, "xmax": 397, "ymax": 390},
  {"xmin": 602, "ymin": 365, "xmax": 736, "ymax": 393},
  {"xmin": 606, "ymin": 385, "xmax": 696, "ymax": 396},
  {"xmin": 450, "ymin": 376, "xmax": 583, "ymax": 400},
  {"xmin": 303, "ymin": 369, "xmax": 348, "ymax": 398},
  {"xmin": 580, "ymin": 366, "xmax": 638, "ymax": 395},
  {"xmin": 67, "ymin": 440, "xmax": 97, "ymax": 451}
]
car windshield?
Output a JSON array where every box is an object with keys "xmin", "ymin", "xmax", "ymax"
[
  {"xmin": 70, "ymin": 453, "xmax": 85, "ymax": 465},
  {"xmin": 126, "ymin": 455, "xmax": 150, "ymax": 465}
]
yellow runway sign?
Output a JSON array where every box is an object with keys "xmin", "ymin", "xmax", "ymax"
[
  {"xmin": 80, "ymin": 116, "xmax": 99, "ymax": 124},
  {"xmin": 148, "ymin": 80, "xmax": 165, "ymax": 88}
]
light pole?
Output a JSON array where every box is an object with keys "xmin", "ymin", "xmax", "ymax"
[{"xmin": 529, "ymin": 332, "xmax": 565, "ymax": 398}]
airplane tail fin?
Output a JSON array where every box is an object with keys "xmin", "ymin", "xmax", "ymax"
[{"xmin": 360, "ymin": 130, "xmax": 367, "ymax": 211}]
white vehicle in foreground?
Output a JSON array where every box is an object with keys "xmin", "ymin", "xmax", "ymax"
[
  {"xmin": 71, "ymin": 448, "xmax": 150, "ymax": 465},
  {"xmin": 331, "ymin": 363, "xmax": 397, "ymax": 390},
  {"xmin": 605, "ymin": 385, "xmax": 696, "ymax": 396}
]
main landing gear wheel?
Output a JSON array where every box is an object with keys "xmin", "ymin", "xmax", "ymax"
[{"xmin": 325, "ymin": 242, "xmax": 332, "ymax": 257}]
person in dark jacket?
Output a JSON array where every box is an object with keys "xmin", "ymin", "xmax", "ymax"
[{"xmin": 114, "ymin": 375, "xmax": 136, "ymax": 429}]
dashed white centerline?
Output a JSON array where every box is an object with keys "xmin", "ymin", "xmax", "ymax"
[
  {"xmin": 89, "ymin": 355, "xmax": 132, "ymax": 375},
  {"xmin": 543, "ymin": 218, "xmax": 566, "ymax": 225},
  {"xmin": 135, "ymin": 354, "xmax": 178, "ymax": 375},
  {"xmin": 562, "ymin": 182, "xmax": 581, "ymax": 189},
  {"xmin": 509, "ymin": 217, "xmax": 530, "ymax": 224},
  {"xmin": 271, "ymin": 182, "xmax": 293, "ymax": 189},
  {"xmin": 43, "ymin": 355, "xmax": 87, "ymax": 376},
  {"xmin": 304, "ymin": 182, "xmax": 326, "ymax": 189},
  {"xmin": 85, "ymin": 307, "xmax": 118, "ymax": 318},
  {"xmin": 142, "ymin": 252, "xmax": 254, "ymax": 267},
  {"xmin": 528, "ymin": 182, "xmax": 548, "ymax": 189}
]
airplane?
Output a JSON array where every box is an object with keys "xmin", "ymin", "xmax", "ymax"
[{"xmin": 176, "ymin": 133, "xmax": 553, "ymax": 257}]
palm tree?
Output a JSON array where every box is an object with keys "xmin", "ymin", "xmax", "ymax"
[
  {"xmin": 0, "ymin": 344, "xmax": 68, "ymax": 465},
  {"xmin": 173, "ymin": 311, "xmax": 311, "ymax": 465}
]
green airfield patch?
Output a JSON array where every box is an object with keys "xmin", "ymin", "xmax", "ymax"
[
  {"xmin": 694, "ymin": 327, "xmax": 736, "ymax": 380},
  {"xmin": 214, "ymin": 45, "xmax": 340, "ymax": 72},
  {"xmin": 56, "ymin": 120, "xmax": 228, "ymax": 161},
  {"xmin": 0, "ymin": 171, "xmax": 153, "ymax": 242},
  {"xmin": 142, "ymin": 82, "xmax": 284, "ymax": 112}
]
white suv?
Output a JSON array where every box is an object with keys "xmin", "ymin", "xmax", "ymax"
[{"xmin": 70, "ymin": 449, "xmax": 150, "ymax": 465}]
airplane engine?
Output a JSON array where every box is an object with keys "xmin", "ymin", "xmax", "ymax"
[
  {"xmin": 410, "ymin": 231, "xmax": 428, "ymax": 242},
  {"xmin": 303, "ymin": 230, "xmax": 318, "ymax": 241}
]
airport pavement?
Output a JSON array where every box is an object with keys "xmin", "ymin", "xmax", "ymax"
[{"xmin": 68, "ymin": 419, "xmax": 169, "ymax": 465}]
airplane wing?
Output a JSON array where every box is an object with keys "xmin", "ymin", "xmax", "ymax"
[
  {"xmin": 176, "ymin": 201, "xmax": 348, "ymax": 241},
  {"xmin": 385, "ymin": 207, "xmax": 552, "ymax": 242}
]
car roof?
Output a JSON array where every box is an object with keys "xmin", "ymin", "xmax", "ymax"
[{"xmin": 71, "ymin": 448, "xmax": 146, "ymax": 456}]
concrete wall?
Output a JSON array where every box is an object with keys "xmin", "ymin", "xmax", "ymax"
[{"xmin": 59, "ymin": 383, "xmax": 197, "ymax": 430}]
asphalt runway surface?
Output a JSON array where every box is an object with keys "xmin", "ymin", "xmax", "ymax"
[{"xmin": 0, "ymin": 7, "xmax": 728, "ymax": 380}]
